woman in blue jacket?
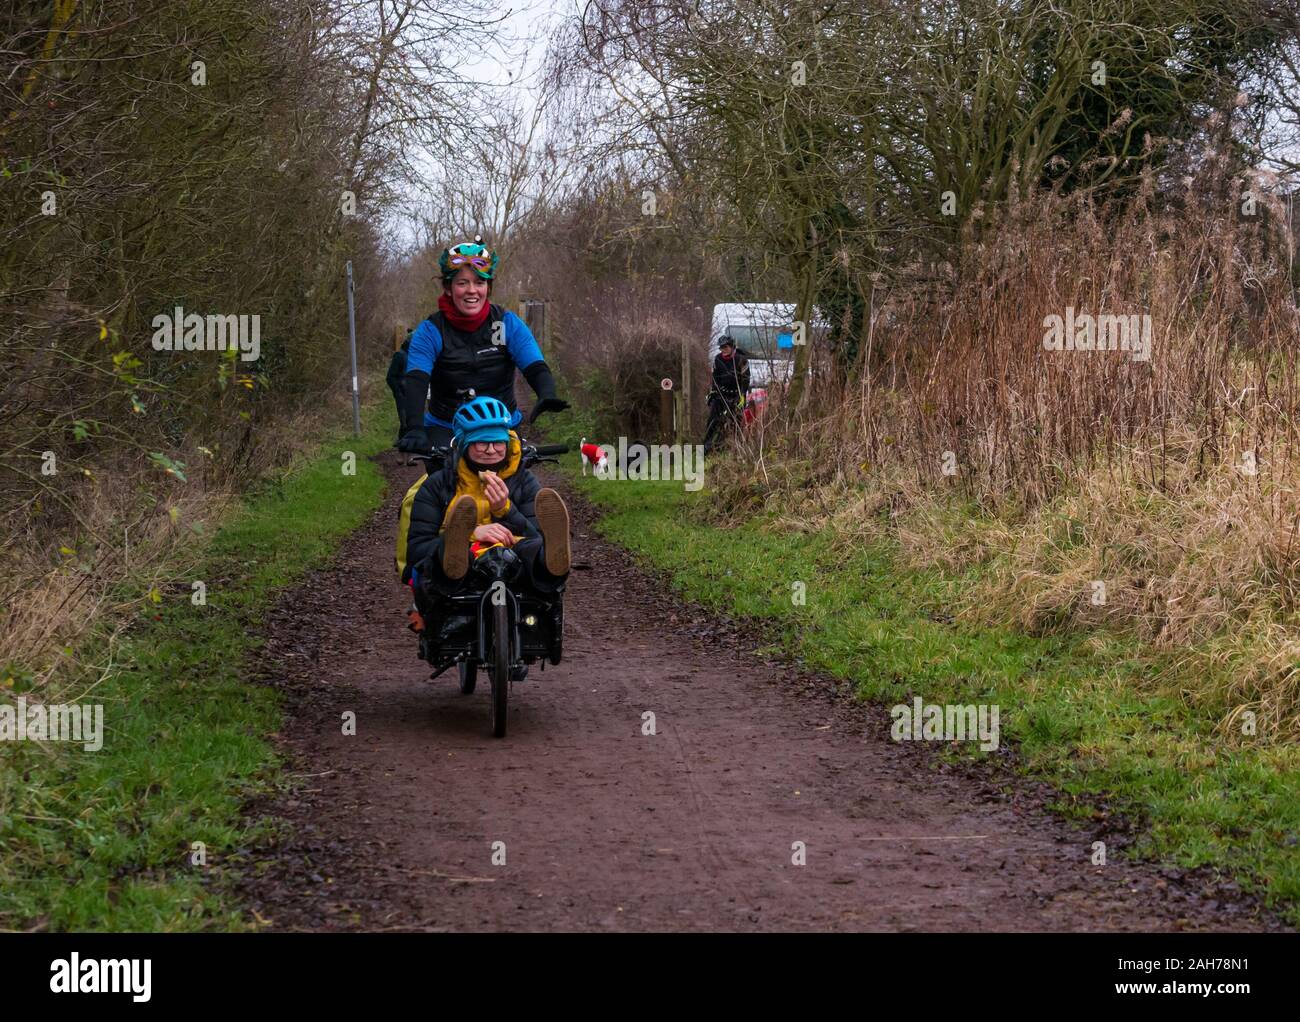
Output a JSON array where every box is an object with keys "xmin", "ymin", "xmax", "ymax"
[{"xmin": 397, "ymin": 238, "xmax": 568, "ymax": 451}]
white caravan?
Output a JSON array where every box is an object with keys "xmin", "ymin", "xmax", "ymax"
[{"xmin": 708, "ymin": 303, "xmax": 826, "ymax": 388}]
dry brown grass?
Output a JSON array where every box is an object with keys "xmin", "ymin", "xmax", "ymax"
[
  {"xmin": 703, "ymin": 172, "xmax": 1300, "ymax": 741},
  {"xmin": 0, "ymin": 382, "xmax": 367, "ymax": 698}
]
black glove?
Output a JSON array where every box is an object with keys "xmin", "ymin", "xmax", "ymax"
[
  {"xmin": 398, "ymin": 429, "xmax": 430, "ymax": 453},
  {"xmin": 521, "ymin": 361, "xmax": 568, "ymax": 423},
  {"xmin": 528, "ymin": 396, "xmax": 570, "ymax": 423}
]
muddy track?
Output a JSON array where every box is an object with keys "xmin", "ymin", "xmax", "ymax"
[{"xmin": 235, "ymin": 450, "xmax": 1287, "ymax": 932}]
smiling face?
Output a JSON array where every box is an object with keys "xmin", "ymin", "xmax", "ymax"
[{"xmin": 446, "ymin": 266, "xmax": 490, "ymax": 316}]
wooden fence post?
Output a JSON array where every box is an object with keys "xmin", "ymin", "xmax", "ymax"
[{"xmin": 680, "ymin": 334, "xmax": 691, "ymax": 443}]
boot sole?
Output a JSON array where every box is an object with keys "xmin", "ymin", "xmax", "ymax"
[
  {"xmin": 535, "ymin": 488, "xmax": 571, "ymax": 576},
  {"xmin": 442, "ymin": 495, "xmax": 478, "ymax": 580}
]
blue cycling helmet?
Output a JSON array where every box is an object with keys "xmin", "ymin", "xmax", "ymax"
[{"xmin": 452, "ymin": 396, "xmax": 512, "ymax": 446}]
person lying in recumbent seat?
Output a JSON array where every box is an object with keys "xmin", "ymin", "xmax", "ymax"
[{"xmin": 401, "ymin": 396, "xmax": 571, "ymax": 612}]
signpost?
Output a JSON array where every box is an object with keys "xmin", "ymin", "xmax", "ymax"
[{"xmin": 346, "ymin": 260, "xmax": 360, "ymax": 437}]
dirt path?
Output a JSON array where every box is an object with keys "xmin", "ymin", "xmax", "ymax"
[{"xmin": 237, "ymin": 451, "xmax": 1286, "ymax": 932}]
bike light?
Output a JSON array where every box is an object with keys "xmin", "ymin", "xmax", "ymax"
[{"xmin": 523, "ymin": 614, "xmax": 537, "ymax": 627}]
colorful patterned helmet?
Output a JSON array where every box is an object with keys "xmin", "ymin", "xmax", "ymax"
[
  {"xmin": 452, "ymin": 395, "xmax": 512, "ymax": 445},
  {"xmin": 439, "ymin": 236, "xmax": 498, "ymax": 282}
]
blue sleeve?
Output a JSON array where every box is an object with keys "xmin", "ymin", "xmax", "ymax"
[
  {"xmin": 503, "ymin": 311, "xmax": 544, "ymax": 370},
  {"xmin": 406, "ymin": 319, "xmax": 442, "ymax": 375}
]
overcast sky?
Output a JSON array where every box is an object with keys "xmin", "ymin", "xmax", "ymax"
[{"xmin": 462, "ymin": 0, "xmax": 568, "ymax": 90}]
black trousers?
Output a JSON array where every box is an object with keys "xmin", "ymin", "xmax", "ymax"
[
  {"xmin": 425, "ymin": 423, "xmax": 454, "ymax": 448},
  {"xmin": 389, "ymin": 383, "xmax": 404, "ymax": 441},
  {"xmin": 398, "ymin": 421, "xmax": 454, "ymax": 448},
  {"xmin": 703, "ymin": 396, "xmax": 742, "ymax": 452},
  {"xmin": 416, "ymin": 535, "xmax": 565, "ymax": 606}
]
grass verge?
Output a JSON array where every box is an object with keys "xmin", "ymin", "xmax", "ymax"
[
  {"xmin": 559, "ymin": 449, "xmax": 1300, "ymax": 927},
  {"xmin": 0, "ymin": 406, "xmax": 394, "ymax": 931}
]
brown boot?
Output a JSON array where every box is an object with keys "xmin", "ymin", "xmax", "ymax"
[
  {"xmin": 534, "ymin": 488, "xmax": 571, "ymax": 576},
  {"xmin": 441, "ymin": 494, "xmax": 478, "ymax": 580}
]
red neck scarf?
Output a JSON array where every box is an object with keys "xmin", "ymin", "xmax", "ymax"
[{"xmin": 439, "ymin": 293, "xmax": 490, "ymax": 333}]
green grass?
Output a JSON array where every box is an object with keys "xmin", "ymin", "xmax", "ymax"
[
  {"xmin": 562, "ymin": 457, "xmax": 1300, "ymax": 926},
  {"xmin": 0, "ymin": 406, "xmax": 394, "ymax": 931}
]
